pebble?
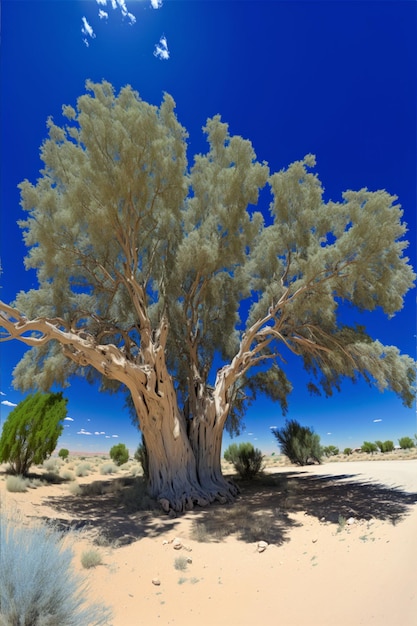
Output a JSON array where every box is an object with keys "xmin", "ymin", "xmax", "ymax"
[
  {"xmin": 152, "ymin": 578, "xmax": 161, "ymax": 586},
  {"xmin": 257, "ymin": 541, "xmax": 268, "ymax": 553}
]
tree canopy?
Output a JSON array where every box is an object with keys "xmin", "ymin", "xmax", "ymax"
[
  {"xmin": 0, "ymin": 392, "xmax": 67, "ymax": 475},
  {"xmin": 0, "ymin": 80, "xmax": 415, "ymax": 510}
]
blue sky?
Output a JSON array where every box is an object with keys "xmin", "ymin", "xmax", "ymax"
[{"xmin": 1, "ymin": 0, "xmax": 416, "ymax": 455}]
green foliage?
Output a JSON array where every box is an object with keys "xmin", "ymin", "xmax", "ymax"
[
  {"xmin": 361, "ymin": 441, "xmax": 378, "ymax": 454},
  {"xmin": 109, "ymin": 443, "xmax": 129, "ymax": 466},
  {"xmin": 272, "ymin": 420, "xmax": 322, "ymax": 466},
  {"xmin": 0, "ymin": 392, "xmax": 67, "ymax": 476},
  {"xmin": 223, "ymin": 442, "xmax": 264, "ymax": 479},
  {"xmin": 322, "ymin": 445, "xmax": 339, "ymax": 457},
  {"xmin": 398, "ymin": 436, "xmax": 415, "ymax": 450},
  {"xmin": 375, "ymin": 440, "xmax": 394, "ymax": 453},
  {"xmin": 0, "ymin": 512, "xmax": 111, "ymax": 625},
  {"xmin": 343, "ymin": 448, "xmax": 353, "ymax": 456},
  {"xmin": 134, "ymin": 435, "xmax": 149, "ymax": 480},
  {"xmin": 58, "ymin": 448, "xmax": 69, "ymax": 460}
]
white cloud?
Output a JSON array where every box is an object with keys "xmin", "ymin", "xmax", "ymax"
[
  {"xmin": 0, "ymin": 391, "xmax": 6, "ymax": 396},
  {"xmin": 81, "ymin": 16, "xmax": 95, "ymax": 39},
  {"xmin": 100, "ymin": 431, "xmax": 106, "ymax": 435},
  {"xmin": 77, "ymin": 429, "xmax": 92, "ymax": 435},
  {"xmin": 269, "ymin": 426, "xmax": 277, "ymax": 430},
  {"xmin": 373, "ymin": 419, "xmax": 382, "ymax": 423},
  {"xmin": 64, "ymin": 417, "xmax": 74, "ymax": 421},
  {"xmin": 105, "ymin": 435, "xmax": 111, "ymax": 439},
  {"xmin": 1, "ymin": 400, "xmax": 17, "ymax": 407},
  {"xmin": 98, "ymin": 10, "xmax": 108, "ymax": 20},
  {"xmin": 96, "ymin": 0, "xmax": 107, "ymax": 5},
  {"xmin": 327, "ymin": 432, "xmax": 332, "ymax": 435},
  {"xmin": 154, "ymin": 35, "xmax": 169, "ymax": 60},
  {"xmin": 151, "ymin": 0, "xmax": 163, "ymax": 8},
  {"xmin": 111, "ymin": 434, "xmax": 119, "ymax": 438},
  {"xmin": 248, "ymin": 432, "xmax": 253, "ymax": 436}
]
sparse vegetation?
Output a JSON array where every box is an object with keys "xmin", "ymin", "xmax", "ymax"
[
  {"xmin": 6, "ymin": 475, "xmax": 28, "ymax": 492},
  {"xmin": 272, "ymin": 420, "xmax": 322, "ymax": 466},
  {"xmin": 343, "ymin": 448, "xmax": 352, "ymax": 456},
  {"xmin": 75, "ymin": 462, "xmax": 91, "ymax": 477},
  {"xmin": 0, "ymin": 512, "xmax": 111, "ymax": 625},
  {"xmin": 100, "ymin": 462, "xmax": 118, "ymax": 475},
  {"xmin": 109, "ymin": 443, "xmax": 129, "ymax": 467},
  {"xmin": 223, "ymin": 442, "xmax": 264, "ymax": 479},
  {"xmin": 81, "ymin": 549, "xmax": 103, "ymax": 569},
  {"xmin": 174, "ymin": 556, "xmax": 189, "ymax": 571}
]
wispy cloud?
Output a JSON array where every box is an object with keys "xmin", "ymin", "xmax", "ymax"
[
  {"xmin": 1, "ymin": 400, "xmax": 17, "ymax": 407},
  {"xmin": 81, "ymin": 17, "xmax": 95, "ymax": 47},
  {"xmin": 151, "ymin": 0, "xmax": 163, "ymax": 8},
  {"xmin": 154, "ymin": 35, "xmax": 169, "ymax": 60},
  {"xmin": 77, "ymin": 428, "xmax": 92, "ymax": 435},
  {"xmin": 0, "ymin": 391, "xmax": 6, "ymax": 396},
  {"xmin": 269, "ymin": 426, "xmax": 277, "ymax": 430},
  {"xmin": 111, "ymin": 434, "xmax": 119, "ymax": 438},
  {"xmin": 327, "ymin": 432, "xmax": 332, "ymax": 435},
  {"xmin": 98, "ymin": 10, "xmax": 108, "ymax": 20},
  {"xmin": 373, "ymin": 419, "xmax": 382, "ymax": 423},
  {"xmin": 64, "ymin": 416, "xmax": 74, "ymax": 422}
]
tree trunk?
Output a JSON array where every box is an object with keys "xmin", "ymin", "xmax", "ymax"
[{"xmin": 188, "ymin": 394, "xmax": 239, "ymax": 504}]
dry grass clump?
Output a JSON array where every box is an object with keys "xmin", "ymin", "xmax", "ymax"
[
  {"xmin": 75, "ymin": 462, "xmax": 91, "ymax": 477},
  {"xmin": 81, "ymin": 549, "xmax": 103, "ymax": 569},
  {"xmin": 6, "ymin": 475, "xmax": 28, "ymax": 492},
  {"xmin": 68, "ymin": 482, "xmax": 82, "ymax": 496},
  {"xmin": 60, "ymin": 469, "xmax": 75, "ymax": 481},
  {"xmin": 100, "ymin": 462, "xmax": 118, "ymax": 475}
]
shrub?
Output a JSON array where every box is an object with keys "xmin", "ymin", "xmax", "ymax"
[
  {"xmin": 398, "ymin": 436, "xmax": 415, "ymax": 450},
  {"xmin": 375, "ymin": 440, "xmax": 394, "ymax": 453},
  {"xmin": 272, "ymin": 420, "xmax": 322, "ymax": 466},
  {"xmin": 81, "ymin": 549, "xmax": 103, "ymax": 569},
  {"xmin": 134, "ymin": 435, "xmax": 149, "ymax": 480},
  {"xmin": 68, "ymin": 482, "xmax": 82, "ymax": 496},
  {"xmin": 322, "ymin": 445, "xmax": 339, "ymax": 457},
  {"xmin": 109, "ymin": 443, "xmax": 129, "ymax": 466},
  {"xmin": 174, "ymin": 556, "xmax": 188, "ymax": 571},
  {"xmin": 6, "ymin": 475, "xmax": 28, "ymax": 492},
  {"xmin": 75, "ymin": 463, "xmax": 91, "ymax": 477},
  {"xmin": 58, "ymin": 448, "xmax": 70, "ymax": 460},
  {"xmin": 343, "ymin": 447, "xmax": 352, "ymax": 456},
  {"xmin": 100, "ymin": 462, "xmax": 118, "ymax": 475},
  {"xmin": 223, "ymin": 442, "xmax": 264, "ymax": 479},
  {"xmin": 43, "ymin": 458, "xmax": 60, "ymax": 472},
  {"xmin": 0, "ymin": 392, "xmax": 67, "ymax": 476},
  {"xmin": 61, "ymin": 469, "xmax": 75, "ymax": 481},
  {"xmin": 0, "ymin": 513, "xmax": 111, "ymax": 625},
  {"xmin": 361, "ymin": 441, "xmax": 378, "ymax": 454}
]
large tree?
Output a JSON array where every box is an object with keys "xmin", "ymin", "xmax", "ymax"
[{"xmin": 0, "ymin": 81, "xmax": 415, "ymax": 511}]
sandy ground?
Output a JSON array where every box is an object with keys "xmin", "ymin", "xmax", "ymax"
[{"xmin": 2, "ymin": 457, "xmax": 417, "ymax": 626}]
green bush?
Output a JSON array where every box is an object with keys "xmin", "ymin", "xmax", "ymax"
[
  {"xmin": 0, "ymin": 513, "xmax": 111, "ymax": 625},
  {"xmin": 272, "ymin": 420, "xmax": 322, "ymax": 466},
  {"xmin": 0, "ymin": 392, "xmax": 67, "ymax": 476},
  {"xmin": 398, "ymin": 436, "xmax": 415, "ymax": 450},
  {"xmin": 375, "ymin": 440, "xmax": 394, "ymax": 453},
  {"xmin": 361, "ymin": 441, "xmax": 378, "ymax": 454},
  {"xmin": 322, "ymin": 445, "xmax": 339, "ymax": 457},
  {"xmin": 343, "ymin": 447, "xmax": 352, "ymax": 456},
  {"xmin": 223, "ymin": 442, "xmax": 264, "ymax": 479},
  {"xmin": 109, "ymin": 443, "xmax": 129, "ymax": 466},
  {"xmin": 58, "ymin": 448, "xmax": 70, "ymax": 460}
]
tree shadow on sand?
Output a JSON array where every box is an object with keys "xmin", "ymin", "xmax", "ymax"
[{"xmin": 38, "ymin": 470, "xmax": 417, "ymax": 548}]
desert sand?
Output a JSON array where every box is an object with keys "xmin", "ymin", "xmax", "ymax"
[{"xmin": 2, "ymin": 454, "xmax": 417, "ymax": 626}]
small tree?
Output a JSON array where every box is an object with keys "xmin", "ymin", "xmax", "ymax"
[
  {"xmin": 0, "ymin": 393, "xmax": 67, "ymax": 476},
  {"xmin": 272, "ymin": 420, "xmax": 322, "ymax": 466},
  {"xmin": 343, "ymin": 447, "xmax": 352, "ymax": 456},
  {"xmin": 322, "ymin": 445, "xmax": 339, "ymax": 457},
  {"xmin": 361, "ymin": 441, "xmax": 378, "ymax": 454},
  {"xmin": 223, "ymin": 442, "xmax": 264, "ymax": 479},
  {"xmin": 109, "ymin": 443, "xmax": 129, "ymax": 466},
  {"xmin": 375, "ymin": 440, "xmax": 394, "ymax": 453},
  {"xmin": 398, "ymin": 436, "xmax": 415, "ymax": 450},
  {"xmin": 58, "ymin": 448, "xmax": 70, "ymax": 461}
]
